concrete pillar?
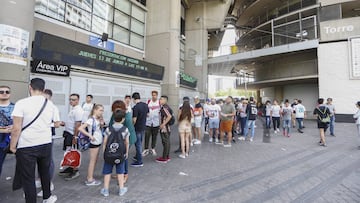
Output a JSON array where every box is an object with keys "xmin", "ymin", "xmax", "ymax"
[
  {"xmin": 146, "ymin": 0, "xmax": 181, "ymax": 110},
  {"xmin": 274, "ymin": 86, "xmax": 284, "ymax": 102},
  {"xmin": 0, "ymin": 0, "xmax": 35, "ymax": 101}
]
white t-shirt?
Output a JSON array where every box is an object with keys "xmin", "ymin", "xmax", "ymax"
[
  {"xmin": 294, "ymin": 104, "xmax": 306, "ymax": 118},
  {"xmin": 271, "ymin": 105, "xmax": 281, "ymax": 117},
  {"xmin": 82, "ymin": 102, "xmax": 94, "ymax": 122},
  {"xmin": 86, "ymin": 117, "xmax": 103, "ymax": 145},
  {"xmin": 65, "ymin": 105, "xmax": 84, "ymax": 135},
  {"xmin": 206, "ymin": 104, "xmax": 221, "ymax": 120},
  {"xmin": 146, "ymin": 100, "xmax": 160, "ymax": 127},
  {"xmin": 12, "ymin": 95, "xmax": 60, "ymax": 148}
]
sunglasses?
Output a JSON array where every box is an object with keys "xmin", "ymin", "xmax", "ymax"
[
  {"xmin": 0, "ymin": 90, "xmax": 10, "ymax": 94},
  {"xmin": 69, "ymin": 98, "xmax": 77, "ymax": 101}
]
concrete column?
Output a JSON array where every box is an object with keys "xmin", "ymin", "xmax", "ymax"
[
  {"xmin": 146, "ymin": 0, "xmax": 181, "ymax": 110},
  {"xmin": 0, "ymin": 0, "xmax": 35, "ymax": 101},
  {"xmin": 274, "ymin": 86, "xmax": 284, "ymax": 102}
]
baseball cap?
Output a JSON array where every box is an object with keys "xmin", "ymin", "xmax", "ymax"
[{"xmin": 183, "ymin": 96, "xmax": 190, "ymax": 101}]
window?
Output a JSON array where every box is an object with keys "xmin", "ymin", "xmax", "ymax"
[{"xmin": 35, "ymin": 0, "xmax": 146, "ymax": 50}]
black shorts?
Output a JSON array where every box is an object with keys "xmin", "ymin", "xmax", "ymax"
[
  {"xmin": 317, "ymin": 121, "xmax": 329, "ymax": 129},
  {"xmin": 63, "ymin": 131, "xmax": 73, "ymax": 150},
  {"xmin": 89, "ymin": 143, "xmax": 101, "ymax": 148}
]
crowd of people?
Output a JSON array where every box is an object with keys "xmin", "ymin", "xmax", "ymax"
[{"xmin": 0, "ymin": 78, "xmax": 360, "ymax": 202}]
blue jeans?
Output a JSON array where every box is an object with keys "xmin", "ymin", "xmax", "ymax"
[
  {"xmin": 265, "ymin": 116, "xmax": 271, "ymax": 129},
  {"xmin": 245, "ymin": 120, "xmax": 255, "ymax": 138},
  {"xmin": 135, "ymin": 131, "xmax": 144, "ymax": 163},
  {"xmin": 283, "ymin": 120, "xmax": 291, "ymax": 134},
  {"xmin": 240, "ymin": 117, "xmax": 247, "ymax": 135},
  {"xmin": 330, "ymin": 116, "xmax": 335, "ymax": 135},
  {"xmin": 296, "ymin": 118, "xmax": 304, "ymax": 129}
]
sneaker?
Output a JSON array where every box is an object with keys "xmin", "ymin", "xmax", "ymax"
[
  {"xmin": 42, "ymin": 195, "xmax": 57, "ymax": 203},
  {"xmin": 215, "ymin": 138, "xmax": 219, "ymax": 143},
  {"xmin": 58, "ymin": 167, "xmax": 73, "ymax": 176},
  {"xmin": 204, "ymin": 131, "xmax": 209, "ymax": 135},
  {"xmin": 298, "ymin": 129, "xmax": 304, "ymax": 133},
  {"xmin": 166, "ymin": 157, "xmax": 171, "ymax": 162},
  {"xmin": 178, "ymin": 154, "xmax": 186, "ymax": 159},
  {"xmin": 119, "ymin": 187, "xmax": 128, "ymax": 196},
  {"xmin": 209, "ymin": 137, "xmax": 213, "ymax": 143},
  {"xmin": 100, "ymin": 188, "xmax": 109, "ymax": 197},
  {"xmin": 274, "ymin": 130, "xmax": 278, "ymax": 134},
  {"xmin": 238, "ymin": 136, "xmax": 245, "ymax": 141},
  {"xmin": 64, "ymin": 171, "xmax": 80, "ymax": 181},
  {"xmin": 185, "ymin": 153, "xmax": 189, "ymax": 157},
  {"xmin": 142, "ymin": 149, "xmax": 150, "ymax": 157},
  {"xmin": 331, "ymin": 134, "xmax": 336, "ymax": 137},
  {"xmin": 37, "ymin": 182, "xmax": 55, "ymax": 197},
  {"xmin": 130, "ymin": 162, "xmax": 144, "ymax": 167},
  {"xmin": 151, "ymin": 149, "xmax": 157, "ymax": 156},
  {"xmin": 194, "ymin": 140, "xmax": 201, "ymax": 145},
  {"xmin": 155, "ymin": 157, "xmax": 168, "ymax": 163},
  {"xmin": 249, "ymin": 138, "xmax": 253, "ymax": 142},
  {"xmin": 320, "ymin": 143, "xmax": 327, "ymax": 147},
  {"xmin": 85, "ymin": 179, "xmax": 101, "ymax": 186},
  {"xmin": 223, "ymin": 144, "xmax": 232, "ymax": 148},
  {"xmin": 215, "ymin": 141, "xmax": 223, "ymax": 145},
  {"xmin": 35, "ymin": 179, "xmax": 41, "ymax": 188}
]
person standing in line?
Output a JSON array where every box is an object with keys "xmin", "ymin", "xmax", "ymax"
[
  {"xmin": 124, "ymin": 95, "xmax": 132, "ymax": 113},
  {"xmin": 143, "ymin": 91, "xmax": 160, "ymax": 157},
  {"xmin": 156, "ymin": 95, "xmax": 172, "ymax": 163},
  {"xmin": 109, "ymin": 100, "xmax": 136, "ymax": 184},
  {"xmin": 218, "ymin": 96, "xmax": 236, "ymax": 147},
  {"xmin": 264, "ymin": 100, "xmax": 272, "ymax": 129},
  {"xmin": 206, "ymin": 98, "xmax": 221, "ymax": 143},
  {"xmin": 177, "ymin": 101, "xmax": 193, "ymax": 158},
  {"xmin": 10, "ymin": 78, "xmax": 59, "ymax": 203},
  {"xmin": 313, "ymin": 98, "xmax": 331, "ymax": 147},
  {"xmin": 294, "ymin": 99, "xmax": 306, "ymax": 133},
  {"xmin": 326, "ymin": 98, "xmax": 336, "ymax": 136},
  {"xmin": 131, "ymin": 92, "xmax": 149, "ymax": 167},
  {"xmin": 82, "ymin": 94, "xmax": 95, "ymax": 122},
  {"xmin": 58, "ymin": 93, "xmax": 84, "ymax": 180},
  {"xmin": 291, "ymin": 99, "xmax": 298, "ymax": 128},
  {"xmin": 100, "ymin": 110, "xmax": 129, "ymax": 197},
  {"xmin": 271, "ymin": 100, "xmax": 281, "ymax": 134},
  {"xmin": 174, "ymin": 96, "xmax": 193, "ymax": 153},
  {"xmin": 36, "ymin": 89, "xmax": 59, "ymax": 197},
  {"xmin": 238, "ymin": 99, "xmax": 248, "ymax": 141},
  {"xmin": 78, "ymin": 104, "xmax": 105, "ymax": 186},
  {"xmin": 243, "ymin": 97, "xmax": 257, "ymax": 142},
  {"xmin": 281, "ymin": 100, "xmax": 292, "ymax": 137},
  {"xmin": 353, "ymin": 101, "xmax": 360, "ymax": 150},
  {"xmin": 203, "ymin": 99, "xmax": 210, "ymax": 135},
  {"xmin": 193, "ymin": 96, "xmax": 203, "ymax": 145},
  {"xmin": 0, "ymin": 85, "xmax": 14, "ymax": 177}
]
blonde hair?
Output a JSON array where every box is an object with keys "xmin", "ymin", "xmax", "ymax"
[{"xmin": 89, "ymin": 104, "xmax": 103, "ymax": 118}]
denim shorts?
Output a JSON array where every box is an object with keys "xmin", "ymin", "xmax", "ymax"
[
  {"xmin": 208, "ymin": 118, "xmax": 220, "ymax": 129},
  {"xmin": 102, "ymin": 162, "xmax": 125, "ymax": 175}
]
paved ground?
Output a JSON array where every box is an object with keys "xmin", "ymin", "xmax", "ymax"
[{"xmin": 1, "ymin": 120, "xmax": 360, "ymax": 203}]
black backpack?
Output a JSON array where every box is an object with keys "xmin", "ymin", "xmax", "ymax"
[
  {"xmin": 103, "ymin": 126, "xmax": 127, "ymax": 164},
  {"xmin": 168, "ymin": 107, "xmax": 175, "ymax": 126}
]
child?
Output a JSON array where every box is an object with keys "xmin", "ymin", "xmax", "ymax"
[
  {"xmin": 78, "ymin": 104, "xmax": 105, "ymax": 186},
  {"xmin": 353, "ymin": 101, "xmax": 360, "ymax": 149},
  {"xmin": 101, "ymin": 110, "xmax": 129, "ymax": 197},
  {"xmin": 281, "ymin": 100, "xmax": 292, "ymax": 137}
]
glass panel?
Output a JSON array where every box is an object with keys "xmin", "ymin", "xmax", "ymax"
[
  {"xmin": 130, "ymin": 32, "xmax": 144, "ymax": 49},
  {"xmin": 93, "ymin": 0, "xmax": 114, "ymax": 21},
  {"xmin": 131, "ymin": 4, "xmax": 145, "ymax": 22},
  {"xmin": 65, "ymin": 4, "xmax": 91, "ymax": 30},
  {"xmin": 67, "ymin": 0, "xmax": 92, "ymax": 12},
  {"xmin": 35, "ymin": 0, "xmax": 65, "ymax": 21},
  {"xmin": 92, "ymin": 15, "xmax": 113, "ymax": 37},
  {"xmin": 115, "ymin": 0, "xmax": 130, "ymax": 14},
  {"xmin": 114, "ymin": 10, "xmax": 130, "ymax": 28},
  {"xmin": 113, "ymin": 25, "xmax": 129, "ymax": 44},
  {"xmin": 130, "ymin": 19, "xmax": 144, "ymax": 36},
  {"xmin": 101, "ymin": 0, "xmax": 114, "ymax": 5}
]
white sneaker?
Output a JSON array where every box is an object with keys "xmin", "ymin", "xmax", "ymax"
[
  {"xmin": 204, "ymin": 131, "xmax": 209, "ymax": 135},
  {"xmin": 238, "ymin": 137, "xmax": 245, "ymax": 141},
  {"xmin": 249, "ymin": 138, "xmax": 253, "ymax": 142},
  {"xmin": 179, "ymin": 154, "xmax": 186, "ymax": 159},
  {"xmin": 215, "ymin": 141, "xmax": 224, "ymax": 145},
  {"xmin": 37, "ymin": 182, "xmax": 55, "ymax": 197},
  {"xmin": 194, "ymin": 140, "xmax": 201, "ymax": 145},
  {"xmin": 43, "ymin": 195, "xmax": 57, "ymax": 203},
  {"xmin": 223, "ymin": 144, "xmax": 232, "ymax": 148},
  {"xmin": 151, "ymin": 149, "xmax": 157, "ymax": 156},
  {"xmin": 215, "ymin": 138, "xmax": 219, "ymax": 143},
  {"xmin": 142, "ymin": 149, "xmax": 150, "ymax": 157},
  {"xmin": 209, "ymin": 138, "xmax": 213, "ymax": 143}
]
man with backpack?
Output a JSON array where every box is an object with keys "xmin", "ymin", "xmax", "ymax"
[
  {"xmin": 156, "ymin": 95, "xmax": 174, "ymax": 163},
  {"xmin": 314, "ymin": 98, "xmax": 331, "ymax": 147}
]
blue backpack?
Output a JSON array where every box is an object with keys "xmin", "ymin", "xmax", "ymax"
[{"xmin": 78, "ymin": 117, "xmax": 96, "ymax": 151}]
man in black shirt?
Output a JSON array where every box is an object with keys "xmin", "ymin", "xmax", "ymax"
[{"xmin": 131, "ymin": 92, "xmax": 149, "ymax": 167}]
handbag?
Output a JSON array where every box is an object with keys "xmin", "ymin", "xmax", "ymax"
[
  {"xmin": 60, "ymin": 145, "xmax": 81, "ymax": 168},
  {"xmin": 77, "ymin": 117, "xmax": 96, "ymax": 151},
  {"xmin": 4, "ymin": 98, "xmax": 48, "ymax": 154}
]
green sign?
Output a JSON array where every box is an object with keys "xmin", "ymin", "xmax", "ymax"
[{"xmin": 179, "ymin": 72, "xmax": 197, "ymax": 88}]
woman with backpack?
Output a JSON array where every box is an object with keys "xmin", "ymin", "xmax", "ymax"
[
  {"xmin": 78, "ymin": 104, "xmax": 105, "ymax": 186},
  {"xmin": 313, "ymin": 98, "xmax": 331, "ymax": 147},
  {"xmin": 177, "ymin": 101, "xmax": 193, "ymax": 159}
]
